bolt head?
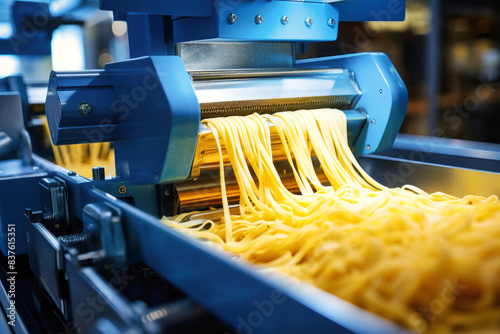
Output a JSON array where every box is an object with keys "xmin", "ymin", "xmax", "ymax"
[
  {"xmin": 281, "ymin": 16, "xmax": 289, "ymax": 24},
  {"xmin": 371, "ymin": 119, "xmax": 376, "ymax": 124},
  {"xmin": 305, "ymin": 17, "xmax": 313, "ymax": 26},
  {"xmin": 255, "ymin": 15, "xmax": 263, "ymax": 24},
  {"xmin": 227, "ymin": 13, "xmax": 237, "ymax": 23},
  {"xmin": 327, "ymin": 18, "xmax": 336, "ymax": 27},
  {"xmin": 68, "ymin": 171, "xmax": 76, "ymax": 176},
  {"xmin": 366, "ymin": 145, "xmax": 371, "ymax": 151},
  {"xmin": 118, "ymin": 186, "xmax": 127, "ymax": 194},
  {"xmin": 78, "ymin": 102, "xmax": 93, "ymax": 116}
]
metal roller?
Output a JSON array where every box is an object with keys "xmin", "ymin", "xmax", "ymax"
[
  {"xmin": 192, "ymin": 68, "xmax": 362, "ymax": 118},
  {"xmin": 178, "ymin": 159, "xmax": 330, "ymax": 212},
  {"xmin": 188, "ymin": 68, "xmax": 367, "ymax": 179},
  {"xmin": 190, "ymin": 110, "xmax": 366, "ymax": 179}
]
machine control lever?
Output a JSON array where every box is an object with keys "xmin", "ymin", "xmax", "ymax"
[
  {"xmin": 83, "ymin": 203, "xmax": 126, "ymax": 269},
  {"xmin": 39, "ymin": 177, "xmax": 71, "ymax": 234}
]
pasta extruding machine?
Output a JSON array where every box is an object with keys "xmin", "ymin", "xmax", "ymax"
[{"xmin": 2, "ymin": 0, "xmax": 498, "ymax": 333}]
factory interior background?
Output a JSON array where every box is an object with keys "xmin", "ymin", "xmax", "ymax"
[{"xmin": 1, "ymin": 0, "xmax": 499, "ymax": 146}]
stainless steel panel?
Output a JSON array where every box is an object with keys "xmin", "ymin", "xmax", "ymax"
[
  {"xmin": 193, "ymin": 68, "xmax": 360, "ymax": 104},
  {"xmin": 381, "ymin": 134, "xmax": 500, "ymax": 173},
  {"xmin": 192, "ymin": 68, "xmax": 362, "ymax": 118},
  {"xmin": 359, "ymin": 155, "xmax": 500, "ymax": 198},
  {"xmin": 177, "ymin": 42, "xmax": 294, "ymax": 70}
]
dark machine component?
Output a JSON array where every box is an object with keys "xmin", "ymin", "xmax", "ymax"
[
  {"xmin": 39, "ymin": 177, "xmax": 71, "ymax": 233},
  {"xmin": 81, "ymin": 203, "xmax": 125, "ymax": 269},
  {"xmin": 59, "ymin": 233, "xmax": 88, "ymax": 253}
]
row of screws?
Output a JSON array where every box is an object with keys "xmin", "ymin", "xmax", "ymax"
[{"xmin": 228, "ymin": 14, "xmax": 335, "ymax": 27}]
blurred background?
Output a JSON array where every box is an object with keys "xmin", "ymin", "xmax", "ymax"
[
  {"xmin": 1, "ymin": 0, "xmax": 499, "ymax": 144},
  {"xmin": 299, "ymin": 0, "xmax": 500, "ymax": 145}
]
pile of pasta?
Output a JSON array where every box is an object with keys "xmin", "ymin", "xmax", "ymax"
[{"xmin": 162, "ymin": 109, "xmax": 500, "ymax": 333}]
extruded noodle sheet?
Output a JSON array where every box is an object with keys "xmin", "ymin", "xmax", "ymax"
[{"xmin": 161, "ymin": 109, "xmax": 500, "ymax": 333}]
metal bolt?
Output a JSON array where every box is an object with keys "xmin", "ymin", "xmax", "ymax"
[
  {"xmin": 366, "ymin": 145, "xmax": 371, "ymax": 151},
  {"xmin": 371, "ymin": 119, "xmax": 376, "ymax": 124},
  {"xmin": 78, "ymin": 102, "xmax": 93, "ymax": 116},
  {"xmin": 255, "ymin": 15, "xmax": 263, "ymax": 24},
  {"xmin": 33, "ymin": 166, "xmax": 39, "ymax": 170},
  {"xmin": 92, "ymin": 167, "xmax": 105, "ymax": 181},
  {"xmin": 164, "ymin": 190, "xmax": 170, "ymax": 196},
  {"xmin": 327, "ymin": 18, "xmax": 336, "ymax": 27},
  {"xmin": 281, "ymin": 16, "xmax": 289, "ymax": 25},
  {"xmin": 118, "ymin": 186, "xmax": 127, "ymax": 194},
  {"xmin": 227, "ymin": 13, "xmax": 237, "ymax": 23},
  {"xmin": 379, "ymin": 89, "xmax": 383, "ymax": 94},
  {"xmin": 68, "ymin": 171, "xmax": 76, "ymax": 176},
  {"xmin": 305, "ymin": 17, "xmax": 313, "ymax": 26}
]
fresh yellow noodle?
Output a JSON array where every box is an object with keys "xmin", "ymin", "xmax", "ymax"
[
  {"xmin": 161, "ymin": 109, "xmax": 500, "ymax": 333},
  {"xmin": 41, "ymin": 116, "xmax": 115, "ymax": 178}
]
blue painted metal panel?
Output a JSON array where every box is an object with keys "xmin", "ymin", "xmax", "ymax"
[
  {"xmin": 101, "ymin": 0, "xmax": 404, "ymax": 24},
  {"xmin": 296, "ymin": 53, "xmax": 408, "ymax": 155},
  {"xmin": 0, "ymin": 160, "xmax": 46, "ymax": 255},
  {"xmin": 126, "ymin": 14, "xmax": 174, "ymax": 57},
  {"xmin": 0, "ymin": 77, "xmax": 29, "ymax": 125},
  {"xmin": 99, "ymin": 0, "xmax": 212, "ymax": 17},
  {"xmin": 46, "ymin": 56, "xmax": 200, "ymax": 184},
  {"xmin": 0, "ymin": 93, "xmax": 24, "ymax": 151},
  {"xmin": 105, "ymin": 56, "xmax": 199, "ymax": 184},
  {"xmin": 46, "ymin": 71, "xmax": 118, "ymax": 145},
  {"xmin": 333, "ymin": 0, "xmax": 406, "ymax": 22},
  {"xmin": 173, "ymin": 0, "xmax": 339, "ymax": 43},
  {"xmin": 381, "ymin": 134, "xmax": 500, "ymax": 174},
  {"xmin": 66, "ymin": 259, "xmax": 139, "ymax": 333}
]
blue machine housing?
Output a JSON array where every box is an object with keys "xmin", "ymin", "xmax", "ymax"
[
  {"xmin": 102, "ymin": 0, "xmax": 405, "ymax": 43},
  {"xmin": 46, "ymin": 56, "xmax": 200, "ymax": 184},
  {"xmin": 172, "ymin": 0, "xmax": 340, "ymax": 43},
  {"xmin": 297, "ymin": 53, "xmax": 408, "ymax": 156},
  {"xmin": 46, "ymin": 52, "xmax": 408, "ymax": 183},
  {"xmin": 44, "ymin": 1, "xmax": 409, "ymax": 183},
  {"xmin": 43, "ymin": 0, "xmax": 408, "ymax": 186}
]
